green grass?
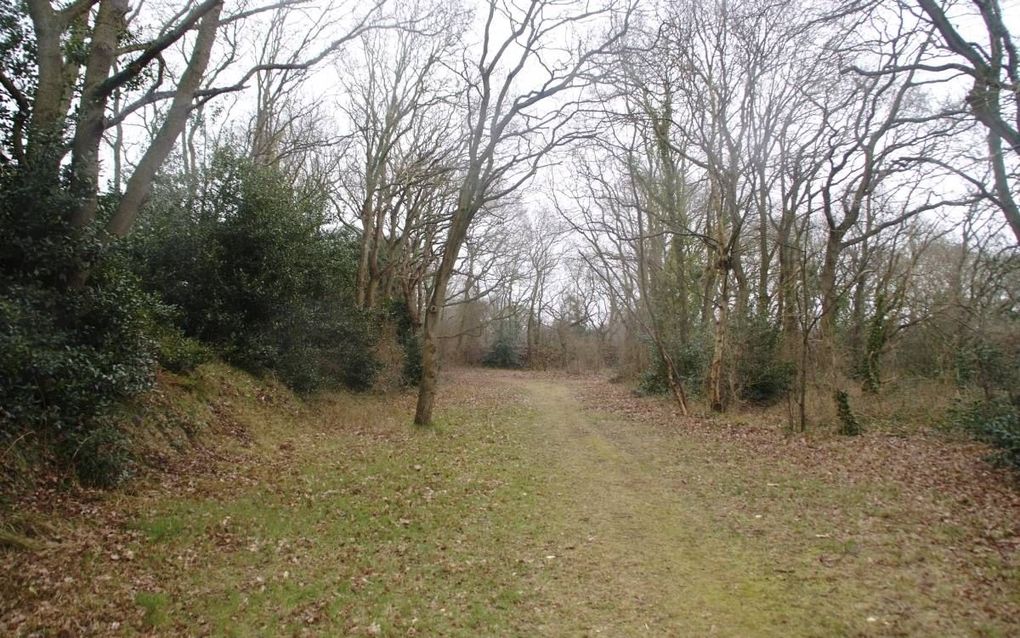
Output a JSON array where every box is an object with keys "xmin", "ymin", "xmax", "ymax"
[
  {"xmin": 118, "ymin": 400, "xmax": 554, "ymax": 635},
  {"xmin": 135, "ymin": 591, "xmax": 170, "ymax": 628},
  {"xmin": 133, "ymin": 514, "xmax": 188, "ymax": 542}
]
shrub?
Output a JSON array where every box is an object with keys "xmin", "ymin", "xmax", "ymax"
[
  {"xmin": 152, "ymin": 307, "xmax": 212, "ymax": 374},
  {"xmin": 637, "ymin": 359, "xmax": 670, "ymax": 395},
  {"xmin": 61, "ymin": 424, "xmax": 133, "ymax": 488},
  {"xmin": 271, "ymin": 301, "xmax": 380, "ymax": 392},
  {"xmin": 734, "ymin": 318, "xmax": 794, "ymax": 406},
  {"xmin": 155, "ymin": 330, "xmax": 212, "ymax": 374},
  {"xmin": 128, "ymin": 150, "xmax": 379, "ymax": 393},
  {"xmin": 835, "ymin": 390, "xmax": 862, "ymax": 436},
  {"xmin": 0, "ymin": 271, "xmax": 157, "ymax": 432},
  {"xmin": 483, "ymin": 323, "xmax": 523, "ymax": 369},
  {"xmin": 483, "ymin": 339, "xmax": 522, "ymax": 368},
  {"xmin": 389, "ymin": 299, "xmax": 423, "ymax": 386},
  {"xmin": 946, "ymin": 399, "xmax": 1020, "ymax": 471},
  {"xmin": 0, "ymin": 168, "xmax": 157, "ymax": 486},
  {"xmin": 637, "ymin": 319, "xmax": 791, "ymax": 405},
  {"xmin": 955, "ymin": 339, "xmax": 1020, "ymax": 402},
  {"xmin": 637, "ymin": 334, "xmax": 709, "ymax": 396}
]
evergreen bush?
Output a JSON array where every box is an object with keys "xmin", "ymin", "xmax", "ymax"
[
  {"xmin": 637, "ymin": 334, "xmax": 709, "ymax": 396},
  {"xmin": 734, "ymin": 318, "xmax": 794, "ymax": 406},
  {"xmin": 128, "ymin": 151, "xmax": 379, "ymax": 393},
  {"xmin": 483, "ymin": 323, "xmax": 523, "ymax": 368},
  {"xmin": 947, "ymin": 399, "xmax": 1020, "ymax": 471},
  {"xmin": 835, "ymin": 390, "xmax": 862, "ymax": 436},
  {"xmin": 0, "ymin": 169, "xmax": 157, "ymax": 485},
  {"xmin": 389, "ymin": 299, "xmax": 423, "ymax": 386}
]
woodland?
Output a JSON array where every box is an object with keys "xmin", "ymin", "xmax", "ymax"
[
  {"xmin": 2, "ymin": 0, "xmax": 1016, "ymax": 480},
  {"xmin": 0, "ymin": 0, "xmax": 1019, "ymax": 634}
]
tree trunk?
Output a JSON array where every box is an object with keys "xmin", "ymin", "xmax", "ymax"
[
  {"xmin": 667, "ymin": 234, "xmax": 690, "ymax": 344},
  {"xmin": 414, "ymin": 300, "xmax": 442, "ymax": 425},
  {"xmin": 707, "ymin": 254, "xmax": 731, "ymax": 412},
  {"xmin": 700, "ymin": 257, "xmax": 717, "ymax": 331},
  {"xmin": 69, "ymin": 0, "xmax": 129, "ymax": 229},
  {"xmin": 732, "ymin": 251, "xmax": 749, "ymax": 319},
  {"xmin": 455, "ymin": 252, "xmax": 475, "ymax": 361},
  {"xmin": 106, "ymin": 2, "xmax": 223, "ymax": 238},
  {"xmin": 526, "ymin": 270, "xmax": 543, "ymax": 365},
  {"xmin": 756, "ymin": 166, "xmax": 770, "ymax": 317},
  {"xmin": 25, "ymin": 0, "xmax": 73, "ymax": 174},
  {"xmin": 355, "ymin": 203, "xmax": 374, "ymax": 308},
  {"xmin": 797, "ymin": 325, "xmax": 809, "ymax": 432},
  {"xmin": 776, "ymin": 209, "xmax": 797, "ymax": 340},
  {"xmin": 818, "ymin": 230, "xmax": 842, "ymax": 341},
  {"xmin": 657, "ymin": 338, "xmax": 689, "ymax": 416},
  {"xmin": 987, "ymin": 129, "xmax": 1020, "ymax": 243},
  {"xmin": 849, "ymin": 265, "xmax": 868, "ymax": 374},
  {"xmin": 414, "ymin": 198, "xmax": 474, "ymax": 425}
]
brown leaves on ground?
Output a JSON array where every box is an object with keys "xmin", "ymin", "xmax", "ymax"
[
  {"xmin": 567, "ymin": 373, "xmax": 1020, "ymax": 629},
  {"xmin": 571, "ymin": 373, "xmax": 1020, "ymax": 515},
  {"xmin": 2, "ymin": 366, "xmax": 1018, "ymax": 636}
]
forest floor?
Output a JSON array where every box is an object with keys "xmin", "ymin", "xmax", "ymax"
[{"xmin": 2, "ymin": 366, "xmax": 1019, "ymax": 636}]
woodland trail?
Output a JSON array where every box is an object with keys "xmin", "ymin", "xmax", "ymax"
[
  {"xmin": 507, "ymin": 375, "xmax": 1020, "ymax": 636},
  {"xmin": 502, "ymin": 377, "xmax": 835, "ymax": 636},
  {"xmin": 2, "ymin": 367, "xmax": 1019, "ymax": 636}
]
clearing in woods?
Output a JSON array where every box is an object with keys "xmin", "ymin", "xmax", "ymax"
[{"xmin": 2, "ymin": 366, "xmax": 1019, "ymax": 636}]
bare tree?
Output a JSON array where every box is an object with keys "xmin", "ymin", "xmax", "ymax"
[
  {"xmin": 848, "ymin": 0, "xmax": 1020, "ymax": 242},
  {"xmin": 915, "ymin": 0, "xmax": 1019, "ymax": 242},
  {"xmin": 524, "ymin": 212, "xmax": 565, "ymax": 365},
  {"xmin": 413, "ymin": 0, "xmax": 633, "ymax": 425},
  {"xmin": 557, "ymin": 135, "xmax": 694, "ymax": 415},
  {"xmin": 815, "ymin": 6, "xmax": 975, "ymax": 346},
  {"xmin": 334, "ymin": 8, "xmax": 463, "ymax": 310}
]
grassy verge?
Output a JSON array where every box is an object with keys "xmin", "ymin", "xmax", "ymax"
[{"xmin": 2, "ymin": 367, "xmax": 561, "ymax": 636}]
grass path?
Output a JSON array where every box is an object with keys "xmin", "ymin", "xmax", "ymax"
[
  {"xmin": 514, "ymin": 378, "xmax": 851, "ymax": 636},
  {"xmin": 2, "ymin": 367, "xmax": 1018, "ymax": 636}
]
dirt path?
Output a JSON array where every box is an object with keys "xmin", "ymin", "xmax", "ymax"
[{"xmin": 2, "ymin": 367, "xmax": 1018, "ymax": 636}]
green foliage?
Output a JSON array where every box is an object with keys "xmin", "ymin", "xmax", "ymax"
[
  {"xmin": 154, "ymin": 326, "xmax": 212, "ymax": 374},
  {"xmin": 835, "ymin": 390, "xmax": 862, "ymax": 436},
  {"xmin": 639, "ymin": 319, "xmax": 790, "ymax": 405},
  {"xmin": 389, "ymin": 299, "xmax": 422, "ymax": 386},
  {"xmin": 638, "ymin": 334, "xmax": 709, "ymax": 396},
  {"xmin": 734, "ymin": 318, "xmax": 793, "ymax": 406},
  {"xmin": 0, "ymin": 168, "xmax": 156, "ymax": 486},
  {"xmin": 0, "ymin": 271, "xmax": 158, "ymax": 430},
  {"xmin": 61, "ymin": 423, "xmax": 133, "ymax": 488},
  {"xmin": 946, "ymin": 399, "xmax": 1020, "ymax": 471},
  {"xmin": 268, "ymin": 300, "xmax": 379, "ymax": 393},
  {"xmin": 0, "ymin": 2, "xmax": 36, "ymax": 157},
  {"xmin": 129, "ymin": 150, "xmax": 378, "ymax": 393},
  {"xmin": 483, "ymin": 323, "xmax": 523, "ymax": 369},
  {"xmin": 954, "ymin": 338, "xmax": 1020, "ymax": 400},
  {"xmin": 150, "ymin": 305, "xmax": 211, "ymax": 373},
  {"xmin": 135, "ymin": 591, "xmax": 170, "ymax": 628},
  {"xmin": 948, "ymin": 331, "xmax": 1020, "ymax": 470},
  {"xmin": 857, "ymin": 299, "xmax": 891, "ymax": 393},
  {"xmin": 1, "ymin": 146, "xmax": 384, "ymax": 486},
  {"xmin": 637, "ymin": 361, "xmax": 670, "ymax": 395}
]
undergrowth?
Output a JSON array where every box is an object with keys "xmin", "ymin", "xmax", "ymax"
[{"xmin": 946, "ymin": 398, "xmax": 1020, "ymax": 471}]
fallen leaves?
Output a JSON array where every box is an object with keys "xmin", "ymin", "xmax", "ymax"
[
  {"xmin": 2, "ymin": 367, "xmax": 1018, "ymax": 636},
  {"xmin": 568, "ymin": 372, "xmax": 1020, "ymax": 632}
]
